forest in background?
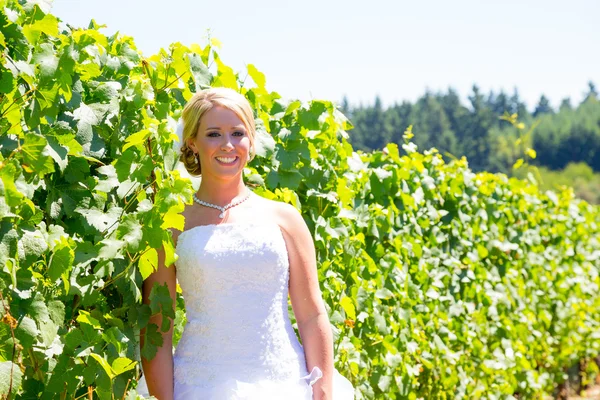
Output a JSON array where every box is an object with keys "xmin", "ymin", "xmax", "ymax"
[{"xmin": 342, "ymin": 83, "xmax": 600, "ymax": 203}]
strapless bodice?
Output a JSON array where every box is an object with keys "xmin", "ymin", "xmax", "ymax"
[
  {"xmin": 137, "ymin": 221, "xmax": 355, "ymax": 399},
  {"xmin": 173, "ymin": 222, "xmax": 309, "ymax": 388}
]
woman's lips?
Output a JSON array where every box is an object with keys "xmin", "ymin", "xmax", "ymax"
[{"xmin": 215, "ymin": 156, "xmax": 239, "ymax": 165}]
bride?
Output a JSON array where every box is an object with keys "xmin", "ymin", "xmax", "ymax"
[{"xmin": 138, "ymin": 87, "xmax": 355, "ymax": 399}]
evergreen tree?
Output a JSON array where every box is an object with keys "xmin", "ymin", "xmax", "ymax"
[
  {"xmin": 410, "ymin": 92, "xmax": 455, "ymax": 155},
  {"xmin": 490, "ymin": 90, "xmax": 511, "ymax": 117},
  {"xmin": 533, "ymin": 95, "xmax": 554, "ymax": 117},
  {"xmin": 387, "ymin": 101, "xmax": 413, "ymax": 144},
  {"xmin": 509, "ymin": 88, "xmax": 529, "ymax": 118},
  {"xmin": 464, "ymin": 85, "xmax": 494, "ymax": 171},
  {"xmin": 438, "ymin": 88, "xmax": 469, "ymax": 156},
  {"xmin": 340, "ymin": 95, "xmax": 351, "ymax": 116},
  {"xmin": 350, "ymin": 96, "xmax": 389, "ymax": 151},
  {"xmin": 559, "ymin": 98, "xmax": 573, "ymax": 112},
  {"xmin": 583, "ymin": 81, "xmax": 598, "ymax": 103}
]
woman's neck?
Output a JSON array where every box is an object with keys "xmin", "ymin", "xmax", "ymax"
[{"xmin": 196, "ymin": 176, "xmax": 248, "ymax": 205}]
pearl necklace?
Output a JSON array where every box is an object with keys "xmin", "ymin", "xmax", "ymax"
[{"xmin": 193, "ymin": 190, "xmax": 252, "ymax": 218}]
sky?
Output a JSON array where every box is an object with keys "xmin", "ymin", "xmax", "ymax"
[{"xmin": 50, "ymin": 0, "xmax": 599, "ymax": 111}]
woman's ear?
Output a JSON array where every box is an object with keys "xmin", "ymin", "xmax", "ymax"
[{"xmin": 186, "ymin": 137, "xmax": 196, "ymax": 152}]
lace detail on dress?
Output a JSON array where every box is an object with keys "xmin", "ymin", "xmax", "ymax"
[{"xmin": 173, "ymin": 222, "xmax": 308, "ymax": 388}]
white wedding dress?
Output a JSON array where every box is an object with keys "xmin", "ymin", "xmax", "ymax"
[{"xmin": 137, "ymin": 221, "xmax": 355, "ymax": 399}]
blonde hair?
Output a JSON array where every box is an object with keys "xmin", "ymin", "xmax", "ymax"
[{"xmin": 180, "ymin": 88, "xmax": 256, "ymax": 176}]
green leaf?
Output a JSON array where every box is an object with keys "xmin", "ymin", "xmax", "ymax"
[
  {"xmin": 212, "ymin": 53, "xmax": 238, "ymax": 90},
  {"xmin": 477, "ymin": 244, "xmax": 488, "ymax": 259},
  {"xmin": 375, "ymin": 288, "xmax": 394, "ymax": 300},
  {"xmin": 90, "ymin": 353, "xmax": 115, "ymax": 380},
  {"xmin": 0, "ymin": 361, "xmax": 23, "ymax": 396},
  {"xmin": 161, "ymin": 211, "xmax": 184, "ymax": 231},
  {"xmin": 111, "ymin": 357, "xmax": 137, "ymax": 376},
  {"xmin": 39, "ymin": 317, "xmax": 58, "ymax": 347},
  {"xmin": 97, "ymin": 237, "xmax": 126, "ymax": 261},
  {"xmin": 95, "ymin": 165, "xmax": 120, "ymax": 192},
  {"xmin": 20, "ymin": 228, "xmax": 48, "ymax": 266},
  {"xmin": 0, "ymin": 69, "xmax": 14, "ymax": 94},
  {"xmin": 134, "ymin": 304, "xmax": 152, "ymax": 329},
  {"xmin": 122, "ymin": 129, "xmax": 151, "ymax": 151},
  {"xmin": 116, "ymin": 215, "xmax": 143, "ymax": 253},
  {"xmin": 22, "ymin": 0, "xmax": 53, "ymax": 14},
  {"xmin": 141, "ymin": 323, "xmax": 163, "ymax": 361},
  {"xmin": 253, "ymin": 128, "xmax": 276, "ymax": 158},
  {"xmin": 47, "ymin": 300, "xmax": 65, "ymax": 326},
  {"xmin": 377, "ymin": 374, "xmax": 392, "ymax": 392},
  {"xmin": 0, "ymin": 162, "xmax": 25, "ymax": 207},
  {"xmin": 77, "ymin": 310, "xmax": 102, "ymax": 330},
  {"xmin": 22, "ymin": 13, "xmax": 58, "ymax": 44},
  {"xmin": 21, "ymin": 133, "xmax": 55, "ymax": 177},
  {"xmin": 15, "ymin": 317, "xmax": 38, "ymax": 349},
  {"xmin": 102, "ymin": 326, "xmax": 127, "ymax": 354},
  {"xmin": 47, "ymin": 237, "xmax": 74, "ymax": 281},
  {"xmin": 163, "ymin": 239, "xmax": 178, "ymax": 268},
  {"xmin": 285, "ymin": 100, "xmax": 301, "ymax": 116},
  {"xmin": 138, "ymin": 247, "xmax": 158, "ymax": 280},
  {"xmin": 187, "ymin": 53, "xmax": 212, "ymax": 88},
  {"xmin": 32, "ymin": 42, "xmax": 59, "ymax": 78},
  {"xmin": 45, "ymin": 135, "xmax": 69, "ymax": 171},
  {"xmin": 247, "ymin": 64, "xmax": 266, "ymax": 89},
  {"xmin": 64, "ymin": 329, "xmax": 84, "ymax": 352},
  {"xmin": 75, "ymin": 206, "xmax": 122, "ymax": 233},
  {"xmin": 339, "ymin": 297, "xmax": 356, "ymax": 320},
  {"xmin": 149, "ymin": 283, "xmax": 175, "ymax": 332},
  {"xmin": 277, "ymin": 170, "xmax": 304, "ymax": 190}
]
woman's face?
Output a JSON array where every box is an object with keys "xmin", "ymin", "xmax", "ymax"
[{"xmin": 187, "ymin": 105, "xmax": 251, "ymax": 180}]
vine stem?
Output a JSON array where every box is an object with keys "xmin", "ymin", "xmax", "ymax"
[
  {"xmin": 159, "ymin": 71, "xmax": 188, "ymax": 93},
  {"xmin": 0, "ymin": 291, "xmax": 18, "ymax": 399},
  {"xmin": 0, "ymin": 87, "xmax": 36, "ymax": 119},
  {"xmin": 0, "ymin": 144, "xmax": 22, "ymax": 171},
  {"xmin": 100, "ymin": 246, "xmax": 151, "ymax": 291},
  {"xmin": 72, "ymin": 388, "xmax": 91, "ymax": 400},
  {"xmin": 120, "ymin": 378, "xmax": 131, "ymax": 399},
  {"xmin": 99, "ymin": 177, "xmax": 157, "ymax": 237},
  {"xmin": 145, "ymin": 137, "xmax": 157, "ymax": 202}
]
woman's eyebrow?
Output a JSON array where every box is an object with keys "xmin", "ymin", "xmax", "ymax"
[{"xmin": 205, "ymin": 125, "xmax": 246, "ymax": 131}]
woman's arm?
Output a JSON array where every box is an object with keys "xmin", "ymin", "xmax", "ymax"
[
  {"xmin": 140, "ymin": 237, "xmax": 178, "ymax": 400},
  {"xmin": 277, "ymin": 203, "xmax": 334, "ymax": 400}
]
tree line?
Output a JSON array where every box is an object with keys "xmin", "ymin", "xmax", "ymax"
[{"xmin": 341, "ymin": 82, "xmax": 600, "ymax": 174}]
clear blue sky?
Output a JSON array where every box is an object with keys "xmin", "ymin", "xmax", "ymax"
[{"xmin": 51, "ymin": 0, "xmax": 599, "ymax": 111}]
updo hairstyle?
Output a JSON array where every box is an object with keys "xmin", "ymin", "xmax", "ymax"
[{"xmin": 180, "ymin": 87, "xmax": 256, "ymax": 176}]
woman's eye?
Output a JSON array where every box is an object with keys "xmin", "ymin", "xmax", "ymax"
[
  {"xmin": 233, "ymin": 131, "xmax": 245, "ymax": 136},
  {"xmin": 208, "ymin": 132, "xmax": 220, "ymax": 137}
]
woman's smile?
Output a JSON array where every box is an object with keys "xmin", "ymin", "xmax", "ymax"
[{"xmin": 215, "ymin": 156, "xmax": 239, "ymax": 165}]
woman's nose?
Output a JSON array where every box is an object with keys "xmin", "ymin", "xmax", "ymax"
[{"xmin": 220, "ymin": 135, "xmax": 234, "ymax": 151}]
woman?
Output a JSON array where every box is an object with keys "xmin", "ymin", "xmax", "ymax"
[{"xmin": 139, "ymin": 87, "xmax": 354, "ymax": 399}]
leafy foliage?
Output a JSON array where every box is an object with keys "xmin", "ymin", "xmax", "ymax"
[{"xmin": 1, "ymin": 2, "xmax": 600, "ymax": 400}]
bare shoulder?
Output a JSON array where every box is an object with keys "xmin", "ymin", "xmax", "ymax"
[
  {"xmin": 270, "ymin": 202, "xmax": 310, "ymax": 239},
  {"xmin": 275, "ymin": 201, "xmax": 304, "ymax": 229},
  {"xmin": 248, "ymin": 193, "xmax": 304, "ymax": 232}
]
